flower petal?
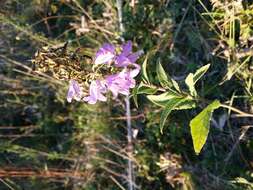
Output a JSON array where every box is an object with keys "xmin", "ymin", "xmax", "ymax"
[
  {"xmin": 67, "ymin": 80, "xmax": 82, "ymax": 103},
  {"xmin": 94, "ymin": 43, "xmax": 115, "ymax": 65},
  {"xmin": 128, "ymin": 50, "xmax": 144, "ymax": 63},
  {"xmin": 122, "ymin": 41, "xmax": 132, "ymax": 56},
  {"xmin": 130, "ymin": 63, "xmax": 141, "ymax": 78},
  {"xmin": 83, "ymin": 80, "xmax": 108, "ymax": 104}
]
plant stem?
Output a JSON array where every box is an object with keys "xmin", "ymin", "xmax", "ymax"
[
  {"xmin": 116, "ymin": 0, "xmax": 134, "ymax": 189},
  {"xmin": 220, "ymin": 104, "xmax": 253, "ymax": 118},
  {"xmin": 141, "ymin": 82, "xmax": 253, "ymax": 118},
  {"xmin": 125, "ymin": 96, "xmax": 134, "ymax": 190}
]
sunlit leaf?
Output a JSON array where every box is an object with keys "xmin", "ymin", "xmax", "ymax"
[
  {"xmin": 147, "ymin": 91, "xmax": 179, "ymax": 107},
  {"xmin": 192, "ymin": 64, "xmax": 210, "ymax": 83},
  {"xmin": 171, "ymin": 78, "xmax": 181, "ymax": 93},
  {"xmin": 174, "ymin": 99, "xmax": 196, "ymax": 110},
  {"xmin": 137, "ymin": 82, "xmax": 158, "ymax": 95},
  {"xmin": 185, "ymin": 64, "xmax": 210, "ymax": 97},
  {"xmin": 185, "ymin": 73, "xmax": 197, "ymax": 97},
  {"xmin": 190, "ymin": 100, "xmax": 220, "ymax": 154},
  {"xmin": 156, "ymin": 60, "xmax": 173, "ymax": 88},
  {"xmin": 142, "ymin": 55, "xmax": 150, "ymax": 84}
]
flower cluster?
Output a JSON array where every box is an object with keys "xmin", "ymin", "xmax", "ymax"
[{"xmin": 67, "ymin": 41, "xmax": 142, "ymax": 104}]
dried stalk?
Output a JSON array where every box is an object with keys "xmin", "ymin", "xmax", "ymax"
[
  {"xmin": 0, "ymin": 168, "xmax": 89, "ymax": 179},
  {"xmin": 116, "ymin": 0, "xmax": 135, "ymax": 189}
]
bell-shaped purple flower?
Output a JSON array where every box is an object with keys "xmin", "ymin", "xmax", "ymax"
[
  {"xmin": 115, "ymin": 41, "xmax": 143, "ymax": 67},
  {"xmin": 83, "ymin": 80, "xmax": 107, "ymax": 104},
  {"xmin": 106, "ymin": 69, "xmax": 136, "ymax": 99},
  {"xmin": 94, "ymin": 43, "xmax": 115, "ymax": 65},
  {"xmin": 67, "ymin": 80, "xmax": 82, "ymax": 103}
]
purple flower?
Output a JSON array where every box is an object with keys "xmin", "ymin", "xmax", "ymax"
[
  {"xmin": 67, "ymin": 41, "xmax": 143, "ymax": 105},
  {"xmin": 115, "ymin": 41, "xmax": 143, "ymax": 67},
  {"xmin": 94, "ymin": 43, "xmax": 115, "ymax": 65},
  {"xmin": 83, "ymin": 80, "xmax": 107, "ymax": 104},
  {"xmin": 129, "ymin": 63, "xmax": 141, "ymax": 78},
  {"xmin": 106, "ymin": 69, "xmax": 136, "ymax": 99},
  {"xmin": 67, "ymin": 80, "xmax": 82, "ymax": 103}
]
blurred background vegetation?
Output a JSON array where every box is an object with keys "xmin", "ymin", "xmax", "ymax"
[{"xmin": 0, "ymin": 0, "xmax": 252, "ymax": 189}]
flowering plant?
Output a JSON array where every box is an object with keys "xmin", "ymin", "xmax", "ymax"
[{"xmin": 67, "ymin": 41, "xmax": 143, "ymax": 104}]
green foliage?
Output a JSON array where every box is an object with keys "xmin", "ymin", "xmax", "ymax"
[
  {"xmin": 156, "ymin": 60, "xmax": 174, "ymax": 89},
  {"xmin": 140, "ymin": 61, "xmax": 216, "ymax": 152},
  {"xmin": 160, "ymin": 98, "xmax": 186, "ymax": 133},
  {"xmin": 190, "ymin": 100, "xmax": 221, "ymax": 154},
  {"xmin": 185, "ymin": 64, "xmax": 210, "ymax": 97},
  {"xmin": 141, "ymin": 54, "xmax": 150, "ymax": 84}
]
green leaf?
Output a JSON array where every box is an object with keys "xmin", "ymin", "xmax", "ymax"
[
  {"xmin": 174, "ymin": 99, "xmax": 196, "ymax": 110},
  {"xmin": 142, "ymin": 55, "xmax": 150, "ymax": 84},
  {"xmin": 156, "ymin": 60, "xmax": 173, "ymax": 88},
  {"xmin": 132, "ymin": 82, "xmax": 158, "ymax": 107},
  {"xmin": 160, "ymin": 98, "xmax": 186, "ymax": 133},
  {"xmin": 190, "ymin": 100, "xmax": 220, "ymax": 155},
  {"xmin": 171, "ymin": 79, "xmax": 181, "ymax": 93},
  {"xmin": 185, "ymin": 73, "xmax": 197, "ymax": 97},
  {"xmin": 137, "ymin": 82, "xmax": 158, "ymax": 95},
  {"xmin": 147, "ymin": 91, "xmax": 179, "ymax": 107},
  {"xmin": 132, "ymin": 87, "xmax": 139, "ymax": 108},
  {"xmin": 185, "ymin": 64, "xmax": 210, "ymax": 97},
  {"xmin": 147, "ymin": 91, "xmax": 196, "ymax": 110},
  {"xmin": 192, "ymin": 64, "xmax": 210, "ymax": 83}
]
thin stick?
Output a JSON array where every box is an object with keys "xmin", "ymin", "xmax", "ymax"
[
  {"xmin": 110, "ymin": 175, "xmax": 127, "ymax": 190},
  {"xmin": 220, "ymin": 104, "xmax": 253, "ymax": 118},
  {"xmin": 0, "ymin": 178, "xmax": 15, "ymax": 190},
  {"xmin": 116, "ymin": 0, "xmax": 135, "ymax": 189},
  {"xmin": 125, "ymin": 96, "xmax": 134, "ymax": 190}
]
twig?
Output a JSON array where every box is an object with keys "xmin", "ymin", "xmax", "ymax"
[
  {"xmin": 220, "ymin": 104, "xmax": 253, "ymax": 118},
  {"xmin": 0, "ymin": 178, "xmax": 15, "ymax": 190},
  {"xmin": 110, "ymin": 175, "xmax": 127, "ymax": 190},
  {"xmin": 0, "ymin": 168, "xmax": 89, "ymax": 179},
  {"xmin": 109, "ymin": 114, "xmax": 144, "ymax": 121}
]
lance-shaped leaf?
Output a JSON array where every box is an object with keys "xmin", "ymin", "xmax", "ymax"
[
  {"xmin": 132, "ymin": 82, "xmax": 158, "ymax": 107},
  {"xmin": 185, "ymin": 73, "xmax": 197, "ymax": 97},
  {"xmin": 156, "ymin": 61, "xmax": 182, "ymax": 93},
  {"xmin": 147, "ymin": 92, "xmax": 196, "ymax": 110},
  {"xmin": 136, "ymin": 82, "xmax": 158, "ymax": 95},
  {"xmin": 160, "ymin": 98, "xmax": 186, "ymax": 133},
  {"xmin": 147, "ymin": 91, "xmax": 179, "ymax": 107},
  {"xmin": 142, "ymin": 55, "xmax": 150, "ymax": 84},
  {"xmin": 147, "ymin": 91, "xmax": 196, "ymax": 110},
  {"xmin": 156, "ymin": 60, "xmax": 173, "ymax": 88},
  {"xmin": 185, "ymin": 64, "xmax": 210, "ymax": 97},
  {"xmin": 192, "ymin": 64, "xmax": 210, "ymax": 83},
  {"xmin": 190, "ymin": 100, "xmax": 220, "ymax": 154}
]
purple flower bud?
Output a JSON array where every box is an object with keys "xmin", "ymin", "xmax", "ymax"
[
  {"xmin": 83, "ymin": 80, "xmax": 107, "ymax": 104},
  {"xmin": 67, "ymin": 80, "xmax": 82, "ymax": 103},
  {"xmin": 94, "ymin": 43, "xmax": 115, "ymax": 65}
]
